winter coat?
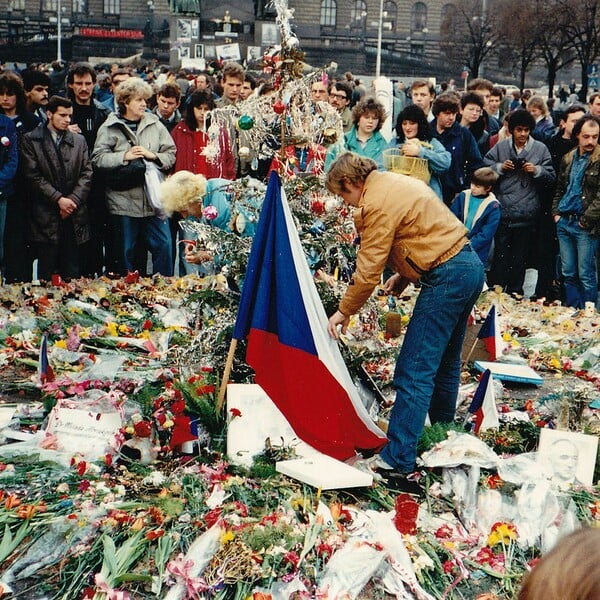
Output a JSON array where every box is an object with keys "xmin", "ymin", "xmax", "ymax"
[
  {"xmin": 552, "ymin": 144, "xmax": 600, "ymax": 235},
  {"xmin": 450, "ymin": 190, "xmax": 501, "ymax": 264},
  {"xmin": 338, "ymin": 170, "xmax": 468, "ymax": 317},
  {"xmin": 430, "ymin": 120, "xmax": 483, "ymax": 204},
  {"xmin": 0, "ymin": 115, "xmax": 18, "ymax": 199},
  {"xmin": 484, "ymin": 136, "xmax": 555, "ymax": 224},
  {"xmin": 91, "ymin": 112, "xmax": 176, "ymax": 217},
  {"xmin": 20, "ymin": 124, "xmax": 92, "ymax": 245},
  {"xmin": 171, "ymin": 120, "xmax": 235, "ymax": 179}
]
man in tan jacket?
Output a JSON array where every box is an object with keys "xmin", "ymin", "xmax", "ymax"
[{"xmin": 327, "ymin": 152, "xmax": 484, "ymax": 493}]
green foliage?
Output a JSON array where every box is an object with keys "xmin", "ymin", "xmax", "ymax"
[{"xmin": 417, "ymin": 422, "xmax": 468, "ymax": 454}]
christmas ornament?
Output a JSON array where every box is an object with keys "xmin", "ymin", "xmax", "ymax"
[
  {"xmin": 273, "ymin": 100, "xmax": 286, "ymax": 114},
  {"xmin": 237, "ymin": 115, "xmax": 254, "ymax": 130}
]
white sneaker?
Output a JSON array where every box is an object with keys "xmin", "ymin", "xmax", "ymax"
[{"xmin": 346, "ymin": 454, "xmax": 394, "ymax": 479}]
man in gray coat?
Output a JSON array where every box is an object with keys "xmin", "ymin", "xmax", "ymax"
[
  {"xmin": 20, "ymin": 95, "xmax": 92, "ymax": 281},
  {"xmin": 484, "ymin": 109, "xmax": 555, "ymax": 295}
]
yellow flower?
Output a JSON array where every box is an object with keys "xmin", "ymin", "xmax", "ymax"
[
  {"xmin": 54, "ymin": 339, "xmax": 67, "ymax": 349},
  {"xmin": 220, "ymin": 530, "xmax": 234, "ymax": 544},
  {"xmin": 105, "ymin": 322, "xmax": 118, "ymax": 336},
  {"xmin": 118, "ymin": 324, "xmax": 129, "ymax": 334},
  {"xmin": 488, "ymin": 522, "xmax": 517, "ymax": 547}
]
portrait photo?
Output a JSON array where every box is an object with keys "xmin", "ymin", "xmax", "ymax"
[{"xmin": 537, "ymin": 428, "xmax": 598, "ymax": 488}]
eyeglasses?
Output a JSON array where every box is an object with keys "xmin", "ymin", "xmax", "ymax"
[{"xmin": 330, "ymin": 93, "xmax": 347, "ymax": 100}]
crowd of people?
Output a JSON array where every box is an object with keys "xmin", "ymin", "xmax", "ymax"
[{"xmin": 0, "ymin": 59, "xmax": 599, "ymax": 313}]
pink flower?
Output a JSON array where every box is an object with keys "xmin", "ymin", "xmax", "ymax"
[{"xmin": 203, "ymin": 205, "xmax": 219, "ymax": 220}]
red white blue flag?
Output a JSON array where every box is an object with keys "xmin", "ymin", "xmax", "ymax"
[
  {"xmin": 233, "ymin": 172, "xmax": 387, "ymax": 460},
  {"xmin": 477, "ymin": 304, "xmax": 501, "ymax": 361},
  {"xmin": 38, "ymin": 334, "xmax": 55, "ymax": 384},
  {"xmin": 468, "ymin": 369, "xmax": 499, "ymax": 433}
]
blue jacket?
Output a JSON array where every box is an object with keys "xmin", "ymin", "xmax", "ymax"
[
  {"xmin": 431, "ymin": 120, "xmax": 483, "ymax": 205},
  {"xmin": 450, "ymin": 190, "xmax": 501, "ymax": 264},
  {"xmin": 0, "ymin": 115, "xmax": 19, "ymax": 199}
]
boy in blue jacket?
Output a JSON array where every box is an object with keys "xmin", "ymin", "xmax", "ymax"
[{"xmin": 450, "ymin": 166, "xmax": 500, "ymax": 269}]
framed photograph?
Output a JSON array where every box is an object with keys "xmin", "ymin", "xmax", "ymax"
[
  {"xmin": 177, "ymin": 19, "xmax": 192, "ymax": 42},
  {"xmin": 203, "ymin": 44, "xmax": 216, "ymax": 59},
  {"xmin": 191, "ymin": 19, "xmax": 199, "ymax": 39},
  {"xmin": 194, "ymin": 44, "xmax": 204, "ymax": 59},
  {"xmin": 537, "ymin": 428, "xmax": 598, "ymax": 487},
  {"xmin": 179, "ymin": 46, "xmax": 190, "ymax": 59},
  {"xmin": 246, "ymin": 45, "xmax": 261, "ymax": 63},
  {"xmin": 215, "ymin": 42, "xmax": 241, "ymax": 62},
  {"xmin": 261, "ymin": 22, "xmax": 279, "ymax": 47}
]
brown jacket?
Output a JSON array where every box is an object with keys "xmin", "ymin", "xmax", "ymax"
[{"xmin": 339, "ymin": 170, "xmax": 468, "ymax": 316}]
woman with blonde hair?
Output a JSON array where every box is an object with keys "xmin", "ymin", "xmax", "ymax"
[
  {"xmin": 527, "ymin": 95, "xmax": 555, "ymax": 141},
  {"xmin": 92, "ymin": 78, "xmax": 176, "ymax": 276},
  {"xmin": 518, "ymin": 528, "xmax": 600, "ymax": 600}
]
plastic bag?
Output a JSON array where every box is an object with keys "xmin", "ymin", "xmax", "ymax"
[
  {"xmin": 419, "ymin": 431, "xmax": 499, "ymax": 469},
  {"xmin": 145, "ymin": 160, "xmax": 167, "ymax": 219}
]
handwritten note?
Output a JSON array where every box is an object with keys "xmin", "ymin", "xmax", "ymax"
[{"xmin": 46, "ymin": 404, "xmax": 123, "ymax": 459}]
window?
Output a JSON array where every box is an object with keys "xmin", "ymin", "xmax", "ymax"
[
  {"xmin": 73, "ymin": 0, "xmax": 87, "ymax": 12},
  {"xmin": 410, "ymin": 43, "xmax": 424, "ymax": 56},
  {"xmin": 351, "ymin": 0, "xmax": 367, "ymax": 27},
  {"xmin": 43, "ymin": 0, "xmax": 58, "ymax": 11},
  {"xmin": 104, "ymin": 0, "xmax": 120, "ymax": 15},
  {"xmin": 440, "ymin": 3, "xmax": 456, "ymax": 31},
  {"xmin": 8, "ymin": 0, "xmax": 25, "ymax": 10},
  {"xmin": 411, "ymin": 1, "xmax": 427, "ymax": 32},
  {"xmin": 320, "ymin": 0, "xmax": 336, "ymax": 27},
  {"xmin": 384, "ymin": 1, "xmax": 396, "ymax": 31}
]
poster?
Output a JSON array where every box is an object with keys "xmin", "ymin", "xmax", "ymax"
[{"xmin": 177, "ymin": 18, "xmax": 192, "ymax": 42}]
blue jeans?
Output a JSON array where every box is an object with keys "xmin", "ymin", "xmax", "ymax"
[
  {"xmin": 113, "ymin": 215, "xmax": 173, "ymax": 276},
  {"xmin": 556, "ymin": 217, "xmax": 598, "ymax": 308},
  {"xmin": 380, "ymin": 245, "xmax": 484, "ymax": 471}
]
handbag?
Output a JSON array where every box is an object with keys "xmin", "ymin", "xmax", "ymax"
[
  {"xmin": 102, "ymin": 158, "xmax": 146, "ymax": 191},
  {"xmin": 144, "ymin": 160, "xmax": 166, "ymax": 219}
]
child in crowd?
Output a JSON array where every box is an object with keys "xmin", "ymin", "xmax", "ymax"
[{"xmin": 450, "ymin": 166, "xmax": 500, "ymax": 268}]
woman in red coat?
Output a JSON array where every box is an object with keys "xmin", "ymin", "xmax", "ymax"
[{"xmin": 171, "ymin": 90, "xmax": 235, "ymax": 179}]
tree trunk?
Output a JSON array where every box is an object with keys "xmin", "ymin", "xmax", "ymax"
[
  {"xmin": 581, "ymin": 62, "xmax": 589, "ymax": 101},
  {"xmin": 547, "ymin": 64, "xmax": 557, "ymax": 98}
]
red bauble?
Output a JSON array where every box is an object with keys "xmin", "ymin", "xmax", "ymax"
[{"xmin": 273, "ymin": 100, "xmax": 286, "ymax": 114}]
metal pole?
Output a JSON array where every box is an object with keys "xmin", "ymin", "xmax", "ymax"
[
  {"xmin": 57, "ymin": 0, "xmax": 62, "ymax": 63},
  {"xmin": 375, "ymin": 0, "xmax": 384, "ymax": 77}
]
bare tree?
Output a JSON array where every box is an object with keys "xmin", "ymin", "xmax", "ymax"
[
  {"xmin": 495, "ymin": 0, "xmax": 541, "ymax": 91},
  {"xmin": 440, "ymin": 0, "xmax": 497, "ymax": 78},
  {"xmin": 536, "ymin": 0, "xmax": 576, "ymax": 97},
  {"xmin": 560, "ymin": 0, "xmax": 600, "ymax": 99}
]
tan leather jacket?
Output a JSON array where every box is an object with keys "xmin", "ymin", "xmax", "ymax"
[{"xmin": 338, "ymin": 171, "xmax": 468, "ymax": 316}]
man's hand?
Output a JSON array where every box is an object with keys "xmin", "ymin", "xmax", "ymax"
[
  {"xmin": 328, "ymin": 310, "xmax": 350, "ymax": 340},
  {"xmin": 58, "ymin": 196, "xmax": 77, "ymax": 219},
  {"xmin": 68, "ymin": 124, "xmax": 82, "ymax": 134},
  {"xmin": 383, "ymin": 273, "xmax": 410, "ymax": 294}
]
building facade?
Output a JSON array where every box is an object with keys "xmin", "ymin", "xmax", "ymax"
[{"xmin": 0, "ymin": 0, "xmax": 456, "ymax": 78}]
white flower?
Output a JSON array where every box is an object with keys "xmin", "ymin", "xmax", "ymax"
[{"xmin": 142, "ymin": 471, "xmax": 166, "ymax": 487}]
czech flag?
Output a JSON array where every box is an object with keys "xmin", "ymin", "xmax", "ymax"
[
  {"xmin": 232, "ymin": 172, "xmax": 387, "ymax": 460},
  {"xmin": 477, "ymin": 304, "xmax": 501, "ymax": 361},
  {"xmin": 468, "ymin": 369, "xmax": 499, "ymax": 434},
  {"xmin": 38, "ymin": 333, "xmax": 55, "ymax": 384}
]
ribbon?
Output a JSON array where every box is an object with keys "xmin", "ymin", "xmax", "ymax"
[
  {"xmin": 167, "ymin": 553, "xmax": 208, "ymax": 597},
  {"xmin": 94, "ymin": 573, "xmax": 131, "ymax": 600}
]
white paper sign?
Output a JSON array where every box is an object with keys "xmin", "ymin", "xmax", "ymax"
[{"xmin": 45, "ymin": 406, "xmax": 123, "ymax": 459}]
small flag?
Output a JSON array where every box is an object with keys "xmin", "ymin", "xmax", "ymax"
[
  {"xmin": 468, "ymin": 369, "xmax": 499, "ymax": 433},
  {"xmin": 477, "ymin": 305, "xmax": 501, "ymax": 361},
  {"xmin": 232, "ymin": 172, "xmax": 387, "ymax": 460},
  {"xmin": 38, "ymin": 334, "xmax": 55, "ymax": 384},
  {"xmin": 467, "ymin": 306, "xmax": 477, "ymax": 327}
]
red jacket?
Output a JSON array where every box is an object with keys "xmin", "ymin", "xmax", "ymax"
[{"xmin": 171, "ymin": 121, "xmax": 236, "ymax": 180}]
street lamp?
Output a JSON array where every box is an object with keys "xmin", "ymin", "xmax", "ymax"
[
  {"xmin": 375, "ymin": 0, "xmax": 384, "ymax": 77},
  {"xmin": 56, "ymin": 0, "xmax": 62, "ymax": 62}
]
